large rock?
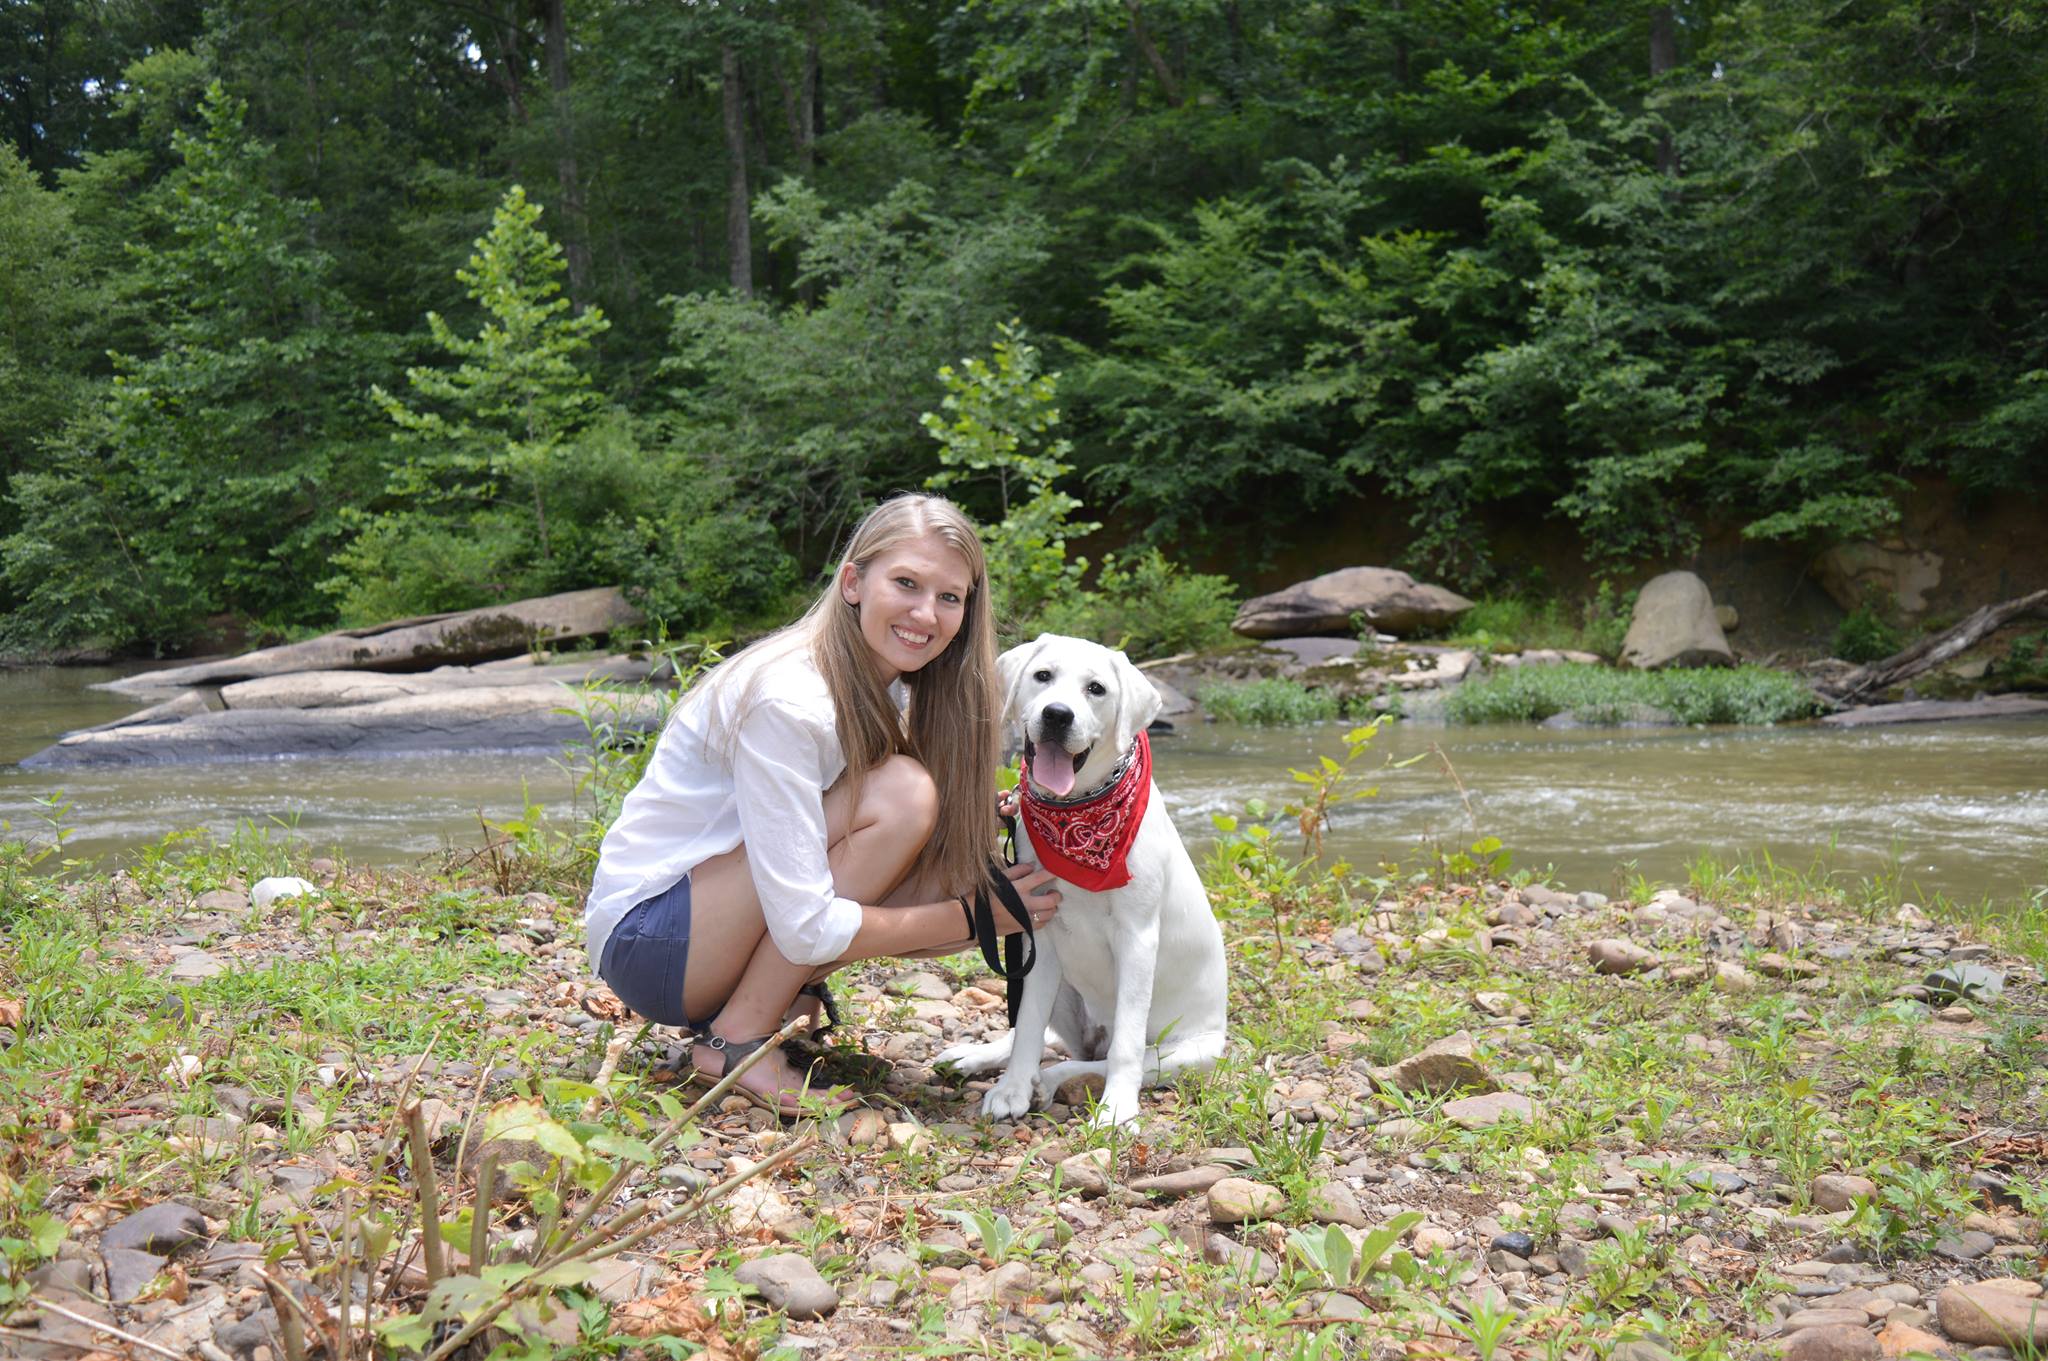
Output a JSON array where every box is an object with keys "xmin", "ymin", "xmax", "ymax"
[
  {"xmin": 1233, "ymin": 568, "xmax": 1473, "ymax": 639},
  {"xmin": 216, "ymin": 655, "xmax": 652, "ymax": 710},
  {"xmin": 1815, "ymin": 542, "xmax": 1943, "ymax": 616},
  {"xmin": 100, "ymin": 587, "xmax": 643, "ymax": 693},
  {"xmin": 1620, "ymin": 572, "xmax": 1733, "ymax": 670},
  {"xmin": 1935, "ymin": 1280, "xmax": 2048, "ymax": 1349},
  {"xmin": 23, "ymin": 683, "xmax": 661, "ymax": 768}
]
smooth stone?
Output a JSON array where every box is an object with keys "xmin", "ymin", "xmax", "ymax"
[
  {"xmin": 1207, "ymin": 1178, "xmax": 1288, "ymax": 1225},
  {"xmin": 249, "ymin": 877, "xmax": 318, "ymax": 910},
  {"xmin": 733, "ymin": 1253, "xmax": 840, "ymax": 1320},
  {"xmin": 1783, "ymin": 1324, "xmax": 1882, "ymax": 1361},
  {"xmin": 1875, "ymin": 1322, "xmax": 1954, "ymax": 1357},
  {"xmin": 102, "ymin": 1202, "xmax": 208, "ymax": 1255},
  {"xmin": 167, "ymin": 950, "xmax": 226, "ymax": 980},
  {"xmin": 883, "ymin": 970, "xmax": 954, "ymax": 1001},
  {"xmin": 1056, "ymin": 1147, "xmax": 1114, "ymax": 1197},
  {"xmin": 1934, "ymin": 1231, "xmax": 1996, "ymax": 1262},
  {"xmin": 1203, "ymin": 1233, "xmax": 1279, "ymax": 1284},
  {"xmin": 1812, "ymin": 1174, "xmax": 1878, "ymax": 1213},
  {"xmin": 1612, "ymin": 1342, "xmax": 1680, "ymax": 1361},
  {"xmin": 1306, "ymin": 1181, "xmax": 1367, "ymax": 1228},
  {"xmin": 1442, "ymin": 1091, "xmax": 1541, "ymax": 1129},
  {"xmin": 1787, "ymin": 1309, "xmax": 1879, "ymax": 1332},
  {"xmin": 1937, "ymin": 1282, "xmax": 2048, "ymax": 1349},
  {"xmin": 1491, "ymin": 1231, "xmax": 1537, "ymax": 1257},
  {"xmin": 1588, "ymin": 938, "xmax": 1660, "ymax": 975},
  {"xmin": 1923, "ymin": 964, "xmax": 2004, "ymax": 1004},
  {"xmin": 1131, "ymin": 1164, "xmax": 1232, "ymax": 1200}
]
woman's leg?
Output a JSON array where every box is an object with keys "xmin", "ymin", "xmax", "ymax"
[{"xmin": 681, "ymin": 755, "xmax": 938, "ymax": 1102}]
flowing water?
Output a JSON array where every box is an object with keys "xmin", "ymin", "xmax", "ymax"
[{"xmin": 5, "ymin": 665, "xmax": 2046, "ymax": 903}]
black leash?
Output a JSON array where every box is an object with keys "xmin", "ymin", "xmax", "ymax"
[{"xmin": 960, "ymin": 808, "xmax": 1036, "ymax": 1026}]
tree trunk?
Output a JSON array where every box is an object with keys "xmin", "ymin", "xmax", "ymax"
[
  {"xmin": 1123, "ymin": 1, "xmax": 1183, "ymax": 108},
  {"xmin": 1649, "ymin": 6, "xmax": 1678, "ymax": 175},
  {"xmin": 542, "ymin": 0, "xmax": 593, "ymax": 307},
  {"xmin": 1819, "ymin": 589, "xmax": 2048, "ymax": 703},
  {"xmin": 721, "ymin": 43, "xmax": 753, "ymax": 298}
]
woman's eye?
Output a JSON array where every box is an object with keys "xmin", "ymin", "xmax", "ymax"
[
  {"xmin": 1086, "ymin": 681, "xmax": 1107, "ymax": 696},
  {"xmin": 940, "ymin": 592, "xmax": 961, "ymax": 605},
  {"xmin": 1033, "ymin": 669, "xmax": 1052, "ymax": 683},
  {"xmin": 895, "ymin": 577, "xmax": 916, "ymax": 589}
]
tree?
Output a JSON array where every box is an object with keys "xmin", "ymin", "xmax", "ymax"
[
  {"xmin": 2, "ymin": 78, "xmax": 387, "ymax": 651},
  {"xmin": 335, "ymin": 184, "xmax": 609, "ymax": 621}
]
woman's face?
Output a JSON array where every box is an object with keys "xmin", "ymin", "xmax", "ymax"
[{"xmin": 841, "ymin": 532, "xmax": 974, "ymax": 681}]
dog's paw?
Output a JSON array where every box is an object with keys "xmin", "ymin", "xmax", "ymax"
[
  {"xmin": 1086, "ymin": 1091, "xmax": 1141, "ymax": 1128},
  {"xmin": 980, "ymin": 1075, "xmax": 1040, "ymax": 1122},
  {"xmin": 933, "ymin": 1040, "xmax": 1006, "ymax": 1077}
]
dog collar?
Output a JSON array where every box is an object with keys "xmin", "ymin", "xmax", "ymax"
[{"xmin": 1018, "ymin": 730, "xmax": 1152, "ymax": 892}]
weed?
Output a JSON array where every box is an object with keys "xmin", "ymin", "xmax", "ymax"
[
  {"xmin": 1445, "ymin": 663, "xmax": 1822, "ymax": 726},
  {"xmin": 1197, "ymin": 677, "xmax": 1341, "ymax": 725}
]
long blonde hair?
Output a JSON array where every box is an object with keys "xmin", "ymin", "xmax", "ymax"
[{"xmin": 695, "ymin": 494, "xmax": 1000, "ymax": 899}]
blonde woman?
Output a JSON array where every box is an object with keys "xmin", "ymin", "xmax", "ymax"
[{"xmin": 584, "ymin": 494, "xmax": 1061, "ymax": 1115}]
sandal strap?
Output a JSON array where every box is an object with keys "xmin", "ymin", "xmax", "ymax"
[
  {"xmin": 797, "ymin": 981, "xmax": 841, "ymax": 1039},
  {"xmin": 694, "ymin": 1031, "xmax": 776, "ymax": 1076}
]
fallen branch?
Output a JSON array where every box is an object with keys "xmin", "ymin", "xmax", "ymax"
[
  {"xmin": 25, "ymin": 1297, "xmax": 189, "ymax": 1361},
  {"xmin": 1821, "ymin": 588, "xmax": 2048, "ymax": 702}
]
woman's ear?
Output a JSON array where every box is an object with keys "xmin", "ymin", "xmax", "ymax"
[{"xmin": 839, "ymin": 562, "xmax": 862, "ymax": 607}]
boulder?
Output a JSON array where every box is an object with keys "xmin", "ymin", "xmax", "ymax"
[
  {"xmin": 1620, "ymin": 572, "xmax": 1733, "ymax": 670},
  {"xmin": 23, "ymin": 684, "xmax": 661, "ymax": 769},
  {"xmin": 1233, "ymin": 568, "xmax": 1473, "ymax": 639},
  {"xmin": 1815, "ymin": 542, "xmax": 1943, "ymax": 616},
  {"xmin": 99, "ymin": 587, "xmax": 643, "ymax": 693},
  {"xmin": 216, "ymin": 655, "xmax": 652, "ymax": 710}
]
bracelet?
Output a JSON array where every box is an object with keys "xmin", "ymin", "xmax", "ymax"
[{"xmin": 958, "ymin": 894, "xmax": 976, "ymax": 942}]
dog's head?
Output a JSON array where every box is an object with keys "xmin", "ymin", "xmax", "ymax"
[{"xmin": 998, "ymin": 634, "xmax": 1161, "ymax": 798}]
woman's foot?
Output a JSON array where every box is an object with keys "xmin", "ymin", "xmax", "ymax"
[{"xmin": 691, "ymin": 1030, "xmax": 856, "ymax": 1117}]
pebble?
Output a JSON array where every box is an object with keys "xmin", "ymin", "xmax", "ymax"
[
  {"xmin": 1934, "ymin": 1230, "xmax": 1997, "ymax": 1261},
  {"xmin": 1588, "ymin": 938, "xmax": 1660, "ymax": 975},
  {"xmin": 1443, "ymin": 1091, "xmax": 1542, "ymax": 1129},
  {"xmin": 1366, "ymin": 1030, "xmax": 1495, "ymax": 1094},
  {"xmin": 1208, "ymin": 1177, "xmax": 1287, "ymax": 1224},
  {"xmin": 1307, "ymin": 1181, "xmax": 1367, "ymax": 1227},
  {"xmin": 734, "ymin": 1253, "xmax": 840, "ymax": 1320},
  {"xmin": 1131, "ymin": 1164, "xmax": 1232, "ymax": 1200},
  {"xmin": 1812, "ymin": 1174, "xmax": 1878, "ymax": 1212}
]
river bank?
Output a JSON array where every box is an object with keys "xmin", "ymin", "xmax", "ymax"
[{"xmin": 2, "ymin": 821, "xmax": 2042, "ymax": 1359}]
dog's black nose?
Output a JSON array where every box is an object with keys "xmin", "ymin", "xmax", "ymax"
[{"xmin": 1040, "ymin": 703, "xmax": 1074, "ymax": 734}]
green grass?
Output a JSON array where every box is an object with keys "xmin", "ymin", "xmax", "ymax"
[
  {"xmin": 1445, "ymin": 662, "xmax": 1823, "ymax": 726},
  {"xmin": 1196, "ymin": 677, "xmax": 1362, "ymax": 725},
  {"xmin": 1426, "ymin": 586, "xmax": 1634, "ymax": 659}
]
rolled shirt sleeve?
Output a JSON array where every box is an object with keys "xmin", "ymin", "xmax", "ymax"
[{"xmin": 729, "ymin": 697, "xmax": 866, "ymax": 966}]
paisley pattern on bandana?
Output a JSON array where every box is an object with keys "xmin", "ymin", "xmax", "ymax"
[{"xmin": 1018, "ymin": 730, "xmax": 1152, "ymax": 892}]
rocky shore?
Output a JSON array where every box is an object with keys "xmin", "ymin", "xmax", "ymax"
[{"xmin": 5, "ymin": 840, "xmax": 2041, "ymax": 1358}]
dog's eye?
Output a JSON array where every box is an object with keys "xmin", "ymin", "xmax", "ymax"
[
  {"xmin": 1086, "ymin": 681, "xmax": 1107, "ymax": 696},
  {"xmin": 1033, "ymin": 669, "xmax": 1052, "ymax": 683}
]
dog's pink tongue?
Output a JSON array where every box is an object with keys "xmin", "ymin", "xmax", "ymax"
[{"xmin": 1031, "ymin": 744, "xmax": 1077, "ymax": 797}]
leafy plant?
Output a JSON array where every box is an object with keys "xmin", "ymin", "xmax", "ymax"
[
  {"xmin": 1284, "ymin": 1212, "xmax": 1424, "ymax": 1292},
  {"xmin": 1197, "ymin": 677, "xmax": 1342, "ymax": 725},
  {"xmin": 1833, "ymin": 605, "xmax": 1902, "ymax": 664},
  {"xmin": 1037, "ymin": 547, "xmax": 1238, "ymax": 661},
  {"xmin": 0, "ymin": 1173, "xmax": 66, "ymax": 1309}
]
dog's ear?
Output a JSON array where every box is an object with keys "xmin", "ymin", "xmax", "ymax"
[
  {"xmin": 995, "ymin": 636, "xmax": 1049, "ymax": 725},
  {"xmin": 1111, "ymin": 648, "xmax": 1163, "ymax": 748}
]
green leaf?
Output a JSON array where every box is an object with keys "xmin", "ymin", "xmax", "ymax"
[
  {"xmin": 482, "ymin": 1098, "xmax": 583, "ymax": 1166},
  {"xmin": 587, "ymin": 1133, "xmax": 657, "ymax": 1165}
]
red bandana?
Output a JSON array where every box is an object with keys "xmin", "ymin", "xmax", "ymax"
[{"xmin": 1018, "ymin": 730, "xmax": 1152, "ymax": 891}]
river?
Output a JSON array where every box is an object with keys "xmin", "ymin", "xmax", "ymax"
[{"xmin": 4, "ymin": 664, "xmax": 2045, "ymax": 904}]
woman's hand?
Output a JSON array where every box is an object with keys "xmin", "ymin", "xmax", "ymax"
[
  {"xmin": 1000, "ymin": 861, "xmax": 1061, "ymax": 934},
  {"xmin": 996, "ymin": 787, "xmax": 1021, "ymax": 820}
]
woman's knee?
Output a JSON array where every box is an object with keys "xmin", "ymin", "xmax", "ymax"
[{"xmin": 868, "ymin": 754, "xmax": 939, "ymax": 836}]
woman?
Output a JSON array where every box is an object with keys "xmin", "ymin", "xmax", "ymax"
[{"xmin": 585, "ymin": 494, "xmax": 1061, "ymax": 1115}]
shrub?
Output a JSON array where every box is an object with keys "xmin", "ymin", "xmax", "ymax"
[
  {"xmin": 1834, "ymin": 606, "xmax": 1903, "ymax": 664},
  {"xmin": 1036, "ymin": 549, "xmax": 1238, "ymax": 661},
  {"xmin": 1445, "ymin": 663, "xmax": 1822, "ymax": 726},
  {"xmin": 1197, "ymin": 677, "xmax": 1340, "ymax": 725},
  {"xmin": 1427, "ymin": 583, "xmax": 1634, "ymax": 658}
]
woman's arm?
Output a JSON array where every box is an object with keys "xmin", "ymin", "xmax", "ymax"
[{"xmin": 839, "ymin": 862, "xmax": 1061, "ymax": 966}]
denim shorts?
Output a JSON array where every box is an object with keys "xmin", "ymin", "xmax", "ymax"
[{"xmin": 597, "ymin": 874, "xmax": 716, "ymax": 1030}]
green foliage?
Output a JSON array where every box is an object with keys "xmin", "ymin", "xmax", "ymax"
[
  {"xmin": 1833, "ymin": 606, "xmax": 1903, "ymax": 665},
  {"xmin": 1431, "ymin": 585, "xmax": 1634, "ymax": 659},
  {"xmin": 1196, "ymin": 678, "xmax": 1340, "ymax": 726},
  {"xmin": 922, "ymin": 321, "xmax": 1097, "ymax": 629},
  {"xmin": 1037, "ymin": 548, "xmax": 1238, "ymax": 661},
  {"xmin": 334, "ymin": 184, "xmax": 611, "ymax": 622},
  {"xmin": 1445, "ymin": 663, "xmax": 1823, "ymax": 727},
  {"xmin": 2, "ymin": 79, "xmax": 393, "ymax": 651},
  {"xmin": 1992, "ymin": 630, "xmax": 2048, "ymax": 690}
]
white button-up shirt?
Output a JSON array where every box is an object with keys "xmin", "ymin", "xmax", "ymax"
[{"xmin": 584, "ymin": 639, "xmax": 866, "ymax": 971}]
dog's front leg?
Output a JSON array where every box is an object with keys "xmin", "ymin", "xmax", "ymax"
[
  {"xmin": 1094, "ymin": 911, "xmax": 1160, "ymax": 1127},
  {"xmin": 980, "ymin": 932, "xmax": 1062, "ymax": 1121}
]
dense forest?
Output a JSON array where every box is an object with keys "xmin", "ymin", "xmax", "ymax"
[{"xmin": 3, "ymin": 0, "xmax": 2045, "ymax": 656}]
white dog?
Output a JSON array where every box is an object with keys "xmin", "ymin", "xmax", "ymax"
[{"xmin": 936, "ymin": 634, "xmax": 1228, "ymax": 1126}]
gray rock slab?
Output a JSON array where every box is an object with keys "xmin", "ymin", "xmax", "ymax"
[
  {"xmin": 1233, "ymin": 567, "xmax": 1473, "ymax": 639},
  {"xmin": 102, "ymin": 1248, "xmax": 166, "ymax": 1302},
  {"xmin": 1820, "ymin": 695, "xmax": 2048, "ymax": 727},
  {"xmin": 102, "ymin": 1202, "xmax": 208, "ymax": 1255}
]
